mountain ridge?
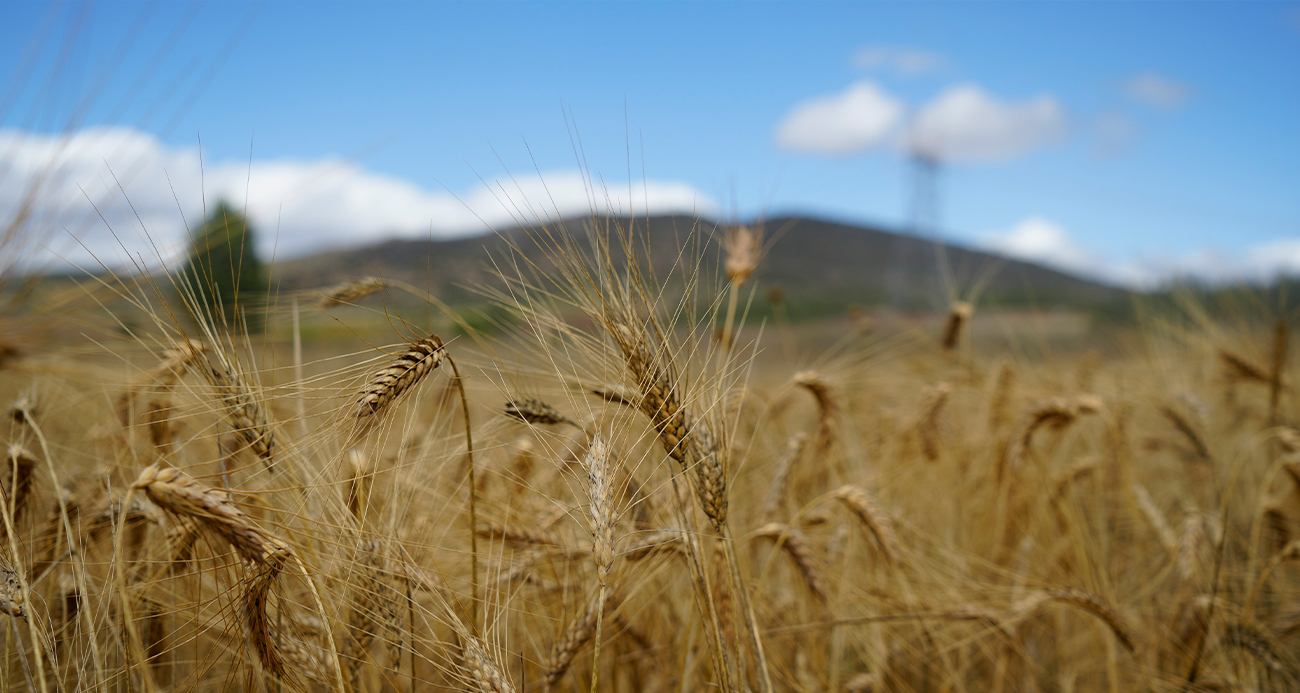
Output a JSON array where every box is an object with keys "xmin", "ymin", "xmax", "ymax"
[{"xmin": 273, "ymin": 214, "xmax": 1130, "ymax": 317}]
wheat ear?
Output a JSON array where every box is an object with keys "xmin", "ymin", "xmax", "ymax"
[
  {"xmin": 608, "ymin": 321, "xmax": 727, "ymax": 530},
  {"xmin": 461, "ymin": 634, "xmax": 515, "ymax": 693},
  {"xmin": 916, "ymin": 382, "xmax": 952, "ymax": 462},
  {"xmin": 3, "ymin": 444, "xmax": 36, "ymax": 522},
  {"xmin": 131, "ymin": 464, "xmax": 286, "ymax": 564},
  {"xmin": 243, "ymin": 544, "xmax": 294, "ymax": 684},
  {"xmin": 988, "ymin": 360, "xmax": 1017, "ymax": 431},
  {"xmin": 794, "ymin": 370, "xmax": 837, "ymax": 462},
  {"xmin": 622, "ymin": 529, "xmax": 686, "ymax": 561},
  {"xmin": 580, "ymin": 434, "xmax": 617, "ymax": 693},
  {"xmin": 317, "ymin": 278, "xmax": 384, "ymax": 309},
  {"xmin": 1218, "ymin": 348, "xmax": 1272, "ymax": 384},
  {"xmin": 1014, "ymin": 587, "xmax": 1135, "ymax": 652},
  {"xmin": 1222, "ymin": 622, "xmax": 1287, "ymax": 675},
  {"xmin": 1131, "ymin": 484, "xmax": 1177, "ymax": 556},
  {"xmin": 0, "ymin": 562, "xmax": 22, "ymax": 618},
  {"xmin": 832, "ymin": 484, "xmax": 900, "ymax": 567},
  {"xmin": 545, "ymin": 588, "xmax": 612, "ymax": 687},
  {"xmin": 762, "ymin": 431, "xmax": 808, "ymax": 521},
  {"xmin": 755, "ymin": 522, "xmax": 829, "ymax": 603},
  {"xmin": 504, "ymin": 398, "xmax": 577, "ymax": 427},
  {"xmin": 941, "ymin": 301, "xmax": 972, "ymax": 352},
  {"xmin": 353, "ymin": 335, "xmax": 446, "ymax": 432},
  {"xmin": 199, "ymin": 353, "xmax": 278, "ymax": 472},
  {"xmin": 345, "ymin": 448, "xmax": 372, "ymax": 523}
]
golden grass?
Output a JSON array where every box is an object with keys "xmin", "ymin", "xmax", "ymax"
[{"xmin": 1, "ymin": 211, "xmax": 1299, "ymax": 693}]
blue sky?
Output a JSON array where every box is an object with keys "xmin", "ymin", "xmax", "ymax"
[{"xmin": 2, "ymin": 1, "xmax": 1298, "ymax": 286}]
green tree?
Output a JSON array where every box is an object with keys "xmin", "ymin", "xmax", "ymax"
[{"xmin": 182, "ymin": 200, "xmax": 267, "ymax": 332}]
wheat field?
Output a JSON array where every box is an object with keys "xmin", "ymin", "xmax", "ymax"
[{"xmin": 1, "ymin": 214, "xmax": 1298, "ymax": 693}]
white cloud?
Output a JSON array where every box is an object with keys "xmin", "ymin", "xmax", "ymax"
[
  {"xmin": 906, "ymin": 84, "xmax": 1066, "ymax": 162},
  {"xmin": 774, "ymin": 81, "xmax": 905, "ymax": 156},
  {"xmin": 980, "ymin": 217, "xmax": 1226, "ymax": 288},
  {"xmin": 1126, "ymin": 72, "xmax": 1190, "ymax": 109},
  {"xmin": 0, "ymin": 127, "xmax": 713, "ymax": 269},
  {"xmin": 852, "ymin": 45, "xmax": 945, "ymax": 75},
  {"xmin": 1244, "ymin": 239, "xmax": 1300, "ymax": 277},
  {"xmin": 981, "ymin": 217, "xmax": 1300, "ymax": 289},
  {"xmin": 980, "ymin": 217, "xmax": 1102, "ymax": 277}
]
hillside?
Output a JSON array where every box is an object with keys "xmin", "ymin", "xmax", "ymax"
[{"xmin": 273, "ymin": 215, "xmax": 1131, "ymax": 317}]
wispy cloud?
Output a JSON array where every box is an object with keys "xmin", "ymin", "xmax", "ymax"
[
  {"xmin": 1125, "ymin": 72, "xmax": 1191, "ymax": 109},
  {"xmin": 852, "ymin": 45, "xmax": 945, "ymax": 75},
  {"xmin": 905, "ymin": 84, "xmax": 1066, "ymax": 162},
  {"xmin": 1091, "ymin": 110, "xmax": 1140, "ymax": 159},
  {"xmin": 0, "ymin": 127, "xmax": 713, "ymax": 268},
  {"xmin": 774, "ymin": 81, "xmax": 905, "ymax": 156}
]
